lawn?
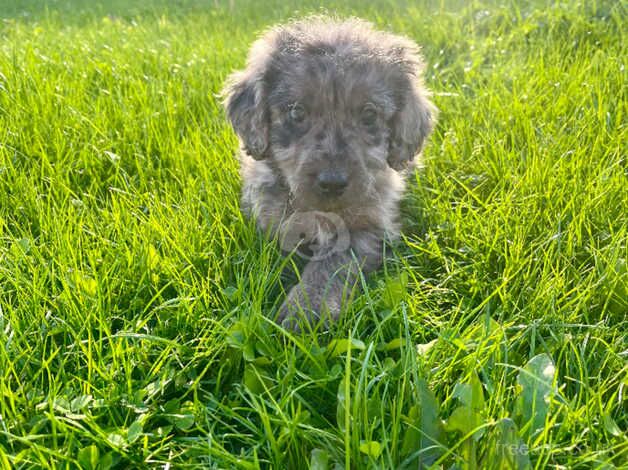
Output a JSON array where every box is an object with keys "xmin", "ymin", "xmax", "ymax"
[{"xmin": 0, "ymin": 0, "xmax": 626, "ymax": 468}]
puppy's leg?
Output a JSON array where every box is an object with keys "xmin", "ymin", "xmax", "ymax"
[{"xmin": 277, "ymin": 231, "xmax": 383, "ymax": 329}]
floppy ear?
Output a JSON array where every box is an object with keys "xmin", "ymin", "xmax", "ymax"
[
  {"xmin": 222, "ymin": 54, "xmax": 270, "ymax": 160},
  {"xmin": 387, "ymin": 65, "xmax": 437, "ymax": 171}
]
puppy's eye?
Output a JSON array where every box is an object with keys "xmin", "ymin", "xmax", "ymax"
[
  {"xmin": 360, "ymin": 103, "xmax": 378, "ymax": 127},
  {"xmin": 289, "ymin": 103, "xmax": 306, "ymax": 123}
]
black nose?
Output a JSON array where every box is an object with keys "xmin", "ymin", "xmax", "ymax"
[{"xmin": 317, "ymin": 170, "xmax": 348, "ymax": 195}]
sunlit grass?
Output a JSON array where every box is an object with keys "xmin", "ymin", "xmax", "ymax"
[{"xmin": 0, "ymin": 0, "xmax": 625, "ymax": 468}]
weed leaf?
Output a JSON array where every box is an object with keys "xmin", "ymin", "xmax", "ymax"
[
  {"xmin": 445, "ymin": 371, "xmax": 486, "ymax": 440},
  {"xmin": 401, "ymin": 378, "xmax": 444, "ymax": 467},
  {"xmin": 327, "ymin": 338, "xmax": 366, "ymax": 357},
  {"xmin": 77, "ymin": 445, "xmax": 99, "ymax": 470},
  {"xmin": 359, "ymin": 440, "xmax": 382, "ymax": 459},
  {"xmin": 516, "ymin": 354, "xmax": 555, "ymax": 439},
  {"xmin": 310, "ymin": 448, "xmax": 329, "ymax": 470},
  {"xmin": 483, "ymin": 418, "xmax": 531, "ymax": 470}
]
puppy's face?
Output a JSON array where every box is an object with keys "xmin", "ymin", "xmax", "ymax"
[
  {"xmin": 223, "ymin": 18, "xmax": 436, "ymax": 211},
  {"xmin": 266, "ymin": 52, "xmax": 398, "ymax": 209}
]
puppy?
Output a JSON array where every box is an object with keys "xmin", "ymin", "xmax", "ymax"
[{"xmin": 222, "ymin": 16, "xmax": 436, "ymax": 328}]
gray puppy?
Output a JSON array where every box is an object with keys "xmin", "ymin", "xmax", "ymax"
[{"xmin": 222, "ymin": 16, "xmax": 436, "ymax": 327}]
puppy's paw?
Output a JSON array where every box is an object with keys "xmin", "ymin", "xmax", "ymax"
[
  {"xmin": 276, "ymin": 284, "xmax": 341, "ymax": 332},
  {"xmin": 276, "ymin": 288, "xmax": 317, "ymax": 332}
]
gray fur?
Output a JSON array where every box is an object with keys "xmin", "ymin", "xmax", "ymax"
[{"xmin": 222, "ymin": 16, "xmax": 436, "ymax": 327}]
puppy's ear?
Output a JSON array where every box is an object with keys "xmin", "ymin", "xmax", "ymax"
[
  {"xmin": 222, "ymin": 53, "xmax": 270, "ymax": 160},
  {"xmin": 388, "ymin": 56, "xmax": 437, "ymax": 171}
]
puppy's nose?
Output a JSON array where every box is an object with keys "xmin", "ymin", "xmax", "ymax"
[{"xmin": 317, "ymin": 170, "xmax": 348, "ymax": 195}]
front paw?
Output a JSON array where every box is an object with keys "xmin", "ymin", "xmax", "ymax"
[
  {"xmin": 276, "ymin": 284, "xmax": 341, "ymax": 331},
  {"xmin": 276, "ymin": 287, "xmax": 317, "ymax": 331}
]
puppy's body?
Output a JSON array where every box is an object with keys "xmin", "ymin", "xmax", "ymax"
[{"xmin": 223, "ymin": 17, "xmax": 436, "ymax": 326}]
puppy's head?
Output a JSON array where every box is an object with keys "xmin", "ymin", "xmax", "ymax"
[{"xmin": 223, "ymin": 17, "xmax": 436, "ymax": 209}]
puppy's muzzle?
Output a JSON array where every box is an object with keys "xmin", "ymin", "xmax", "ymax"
[{"xmin": 316, "ymin": 170, "xmax": 348, "ymax": 196}]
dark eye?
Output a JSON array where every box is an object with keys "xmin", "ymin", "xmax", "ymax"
[
  {"xmin": 289, "ymin": 103, "xmax": 306, "ymax": 123},
  {"xmin": 360, "ymin": 103, "xmax": 378, "ymax": 127}
]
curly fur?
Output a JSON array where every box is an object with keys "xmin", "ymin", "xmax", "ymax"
[{"xmin": 222, "ymin": 16, "xmax": 436, "ymax": 327}]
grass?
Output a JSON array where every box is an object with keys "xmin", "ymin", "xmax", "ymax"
[{"xmin": 0, "ymin": 0, "xmax": 626, "ymax": 468}]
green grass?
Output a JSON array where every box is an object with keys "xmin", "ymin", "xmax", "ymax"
[{"xmin": 0, "ymin": 0, "xmax": 626, "ymax": 468}]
